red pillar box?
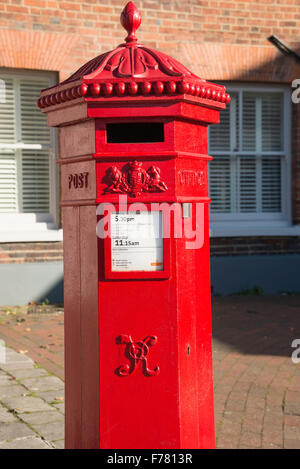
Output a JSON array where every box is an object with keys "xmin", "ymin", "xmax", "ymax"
[{"xmin": 38, "ymin": 2, "xmax": 230, "ymax": 450}]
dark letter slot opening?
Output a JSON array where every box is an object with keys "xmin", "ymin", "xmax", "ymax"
[{"xmin": 106, "ymin": 123, "xmax": 164, "ymax": 143}]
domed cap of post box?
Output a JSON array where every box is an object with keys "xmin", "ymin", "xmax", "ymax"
[{"xmin": 37, "ymin": 1, "xmax": 230, "ymax": 110}]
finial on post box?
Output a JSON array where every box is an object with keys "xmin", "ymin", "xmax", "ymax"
[{"xmin": 121, "ymin": 2, "xmax": 142, "ymax": 43}]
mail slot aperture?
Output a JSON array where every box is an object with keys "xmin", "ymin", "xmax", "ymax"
[{"xmin": 106, "ymin": 122, "xmax": 164, "ymax": 143}]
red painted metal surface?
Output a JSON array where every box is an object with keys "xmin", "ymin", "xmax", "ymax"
[{"xmin": 38, "ymin": 1, "xmax": 229, "ymax": 449}]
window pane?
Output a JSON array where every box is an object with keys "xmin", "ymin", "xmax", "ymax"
[
  {"xmin": 21, "ymin": 149, "xmax": 50, "ymax": 213},
  {"xmin": 262, "ymin": 156, "xmax": 281, "ymax": 212},
  {"xmin": 209, "ymin": 156, "xmax": 232, "ymax": 213},
  {"xmin": 262, "ymin": 93, "xmax": 283, "ymax": 152},
  {"xmin": 209, "ymin": 87, "xmax": 285, "ymax": 217},
  {"xmin": 0, "ymin": 72, "xmax": 54, "ymax": 215}
]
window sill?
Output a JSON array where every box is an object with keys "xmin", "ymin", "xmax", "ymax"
[
  {"xmin": 210, "ymin": 223, "xmax": 300, "ymax": 238},
  {"xmin": 0, "ymin": 226, "xmax": 63, "ymax": 243}
]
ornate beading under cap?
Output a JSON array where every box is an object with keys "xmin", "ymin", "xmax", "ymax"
[{"xmin": 37, "ymin": 2, "xmax": 230, "ymax": 109}]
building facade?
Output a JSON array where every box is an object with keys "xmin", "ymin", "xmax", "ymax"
[{"xmin": 0, "ymin": 0, "xmax": 300, "ymax": 303}]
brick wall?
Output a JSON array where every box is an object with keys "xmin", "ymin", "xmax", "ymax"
[
  {"xmin": 210, "ymin": 237, "xmax": 300, "ymax": 256},
  {"xmin": 1, "ymin": 0, "xmax": 300, "ymax": 79},
  {"xmin": 1, "ymin": 0, "xmax": 300, "ymax": 48},
  {"xmin": 0, "ymin": 243, "xmax": 63, "ymax": 263}
]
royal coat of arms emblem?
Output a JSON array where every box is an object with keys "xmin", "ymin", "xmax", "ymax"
[{"xmin": 103, "ymin": 161, "xmax": 168, "ymax": 197}]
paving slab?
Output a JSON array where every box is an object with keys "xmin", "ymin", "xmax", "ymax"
[
  {"xmin": 1, "ymin": 351, "xmax": 34, "ymax": 370},
  {"xmin": 0, "ymin": 422, "xmax": 35, "ymax": 442},
  {"xmin": 20, "ymin": 410, "xmax": 64, "ymax": 426},
  {"xmin": 0, "ymin": 406, "xmax": 19, "ymax": 424},
  {"xmin": 35, "ymin": 390, "xmax": 64, "ymax": 404},
  {"xmin": 0, "ymin": 342, "xmax": 64, "ymax": 449},
  {"xmin": 7, "ymin": 368, "xmax": 49, "ymax": 380},
  {"xmin": 0, "ymin": 375, "xmax": 14, "ymax": 386},
  {"xmin": 21, "ymin": 376, "xmax": 64, "ymax": 392},
  {"xmin": 53, "ymin": 403, "xmax": 64, "ymax": 413},
  {"xmin": 0, "ymin": 436, "xmax": 52, "ymax": 449},
  {"xmin": 0, "ymin": 363, "xmax": 34, "ymax": 371},
  {"xmin": 33, "ymin": 422, "xmax": 64, "ymax": 441},
  {"xmin": 1, "ymin": 395, "xmax": 54, "ymax": 413},
  {"xmin": 0, "ymin": 384, "xmax": 28, "ymax": 398},
  {"xmin": 52, "ymin": 439, "xmax": 64, "ymax": 449}
]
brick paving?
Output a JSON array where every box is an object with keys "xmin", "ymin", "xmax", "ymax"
[
  {"xmin": 0, "ymin": 295, "xmax": 299, "ymax": 449},
  {"xmin": 213, "ymin": 295, "xmax": 300, "ymax": 449},
  {"xmin": 0, "ymin": 304, "xmax": 64, "ymax": 380}
]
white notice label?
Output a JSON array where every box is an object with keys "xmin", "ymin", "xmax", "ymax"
[{"xmin": 111, "ymin": 211, "xmax": 164, "ymax": 272}]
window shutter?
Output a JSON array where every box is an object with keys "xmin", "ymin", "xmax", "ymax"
[
  {"xmin": 0, "ymin": 74, "xmax": 53, "ymax": 215},
  {"xmin": 209, "ymin": 156, "xmax": 232, "ymax": 213},
  {"xmin": 261, "ymin": 94, "xmax": 283, "ymax": 152},
  {"xmin": 239, "ymin": 156, "xmax": 257, "ymax": 213},
  {"xmin": 209, "ymin": 106, "xmax": 231, "ymax": 152},
  {"xmin": 242, "ymin": 93, "xmax": 256, "ymax": 152},
  {"xmin": 19, "ymin": 78, "xmax": 51, "ymax": 212},
  {"xmin": 261, "ymin": 94, "xmax": 283, "ymax": 214},
  {"xmin": 21, "ymin": 149, "xmax": 50, "ymax": 213},
  {"xmin": 0, "ymin": 79, "xmax": 17, "ymax": 212},
  {"xmin": 20, "ymin": 79, "xmax": 50, "ymax": 145},
  {"xmin": 210, "ymin": 92, "xmax": 240, "ymax": 153},
  {"xmin": 262, "ymin": 156, "xmax": 281, "ymax": 212},
  {"xmin": 0, "ymin": 154, "xmax": 18, "ymax": 212},
  {"xmin": 0, "ymin": 78, "xmax": 16, "ymax": 144}
]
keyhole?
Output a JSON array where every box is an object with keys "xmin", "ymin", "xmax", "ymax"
[{"xmin": 187, "ymin": 345, "xmax": 191, "ymax": 356}]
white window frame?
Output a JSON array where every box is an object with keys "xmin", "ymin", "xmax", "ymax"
[
  {"xmin": 208, "ymin": 82, "xmax": 299, "ymax": 237},
  {"xmin": 0, "ymin": 68, "xmax": 62, "ymax": 242}
]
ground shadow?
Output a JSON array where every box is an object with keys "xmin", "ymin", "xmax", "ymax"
[{"xmin": 212, "ymin": 294, "xmax": 300, "ymax": 358}]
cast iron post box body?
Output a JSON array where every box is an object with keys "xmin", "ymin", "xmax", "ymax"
[{"xmin": 38, "ymin": 2, "xmax": 230, "ymax": 449}]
